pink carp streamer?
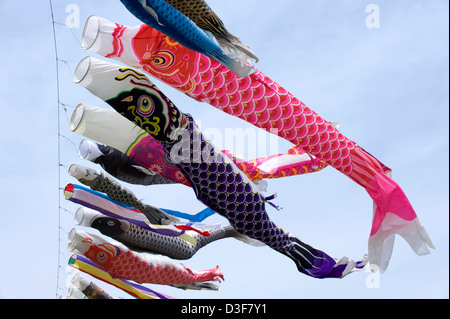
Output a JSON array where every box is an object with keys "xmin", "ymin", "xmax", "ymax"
[
  {"xmin": 221, "ymin": 146, "xmax": 326, "ymax": 182},
  {"xmin": 130, "ymin": 135, "xmax": 327, "ymax": 186},
  {"xmin": 80, "ymin": 16, "xmax": 433, "ymax": 271},
  {"xmin": 71, "ymin": 104, "xmax": 327, "ymax": 187},
  {"xmin": 68, "ymin": 228, "xmax": 223, "ymax": 290}
]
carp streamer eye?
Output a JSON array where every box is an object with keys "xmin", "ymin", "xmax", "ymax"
[
  {"xmin": 107, "ymin": 220, "xmax": 116, "ymax": 227},
  {"xmin": 151, "ymin": 51, "xmax": 174, "ymax": 69},
  {"xmin": 97, "ymin": 251, "xmax": 108, "ymax": 263},
  {"xmin": 137, "ymin": 95, "xmax": 155, "ymax": 117}
]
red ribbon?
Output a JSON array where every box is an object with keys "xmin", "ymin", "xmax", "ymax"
[{"xmin": 174, "ymin": 225, "xmax": 211, "ymax": 236}]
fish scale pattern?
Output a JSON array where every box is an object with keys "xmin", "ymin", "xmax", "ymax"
[
  {"xmin": 125, "ymin": 24, "xmax": 386, "ymax": 188},
  {"xmin": 92, "ymin": 61, "xmax": 361, "ymax": 278},
  {"xmin": 165, "ymin": 0, "xmax": 214, "ymax": 21},
  {"xmin": 163, "ymin": 0, "xmax": 259, "ymax": 62},
  {"xmin": 196, "ymin": 65, "xmax": 356, "ymax": 176},
  {"xmin": 83, "ymin": 241, "xmax": 223, "ymax": 286},
  {"xmin": 76, "ymin": 14, "xmax": 433, "ymax": 278},
  {"xmin": 163, "ymin": 114, "xmax": 294, "ymax": 252},
  {"xmin": 91, "ymin": 216, "xmax": 235, "ymax": 260},
  {"xmin": 79, "ymin": 171, "xmax": 176, "ymax": 225}
]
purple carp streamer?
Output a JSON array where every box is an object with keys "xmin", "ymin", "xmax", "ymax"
[
  {"xmin": 79, "ymin": 16, "xmax": 434, "ymax": 271},
  {"xmin": 65, "ymin": 182, "xmax": 165, "ymax": 231},
  {"xmin": 64, "ymin": 182, "xmax": 213, "ymax": 239},
  {"xmin": 74, "ymin": 56, "xmax": 366, "ymax": 279}
]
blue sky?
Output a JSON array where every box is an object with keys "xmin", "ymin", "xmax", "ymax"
[{"xmin": 0, "ymin": 0, "xmax": 448, "ymax": 299}]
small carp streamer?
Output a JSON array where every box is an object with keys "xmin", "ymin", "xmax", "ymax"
[
  {"xmin": 67, "ymin": 273, "xmax": 114, "ymax": 299},
  {"xmin": 75, "ymin": 206, "xmax": 257, "ymax": 260},
  {"xmin": 68, "ymin": 254, "xmax": 175, "ymax": 299},
  {"xmin": 68, "ymin": 228, "xmax": 224, "ymax": 290},
  {"xmin": 68, "ymin": 163, "xmax": 181, "ymax": 225}
]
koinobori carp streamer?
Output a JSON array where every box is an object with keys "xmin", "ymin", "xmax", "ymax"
[
  {"xmin": 78, "ymin": 16, "xmax": 434, "ymax": 271},
  {"xmin": 74, "ymin": 56, "xmax": 367, "ymax": 279}
]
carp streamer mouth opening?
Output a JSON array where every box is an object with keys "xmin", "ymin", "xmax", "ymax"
[
  {"xmin": 68, "ymin": 163, "xmax": 100, "ymax": 182},
  {"xmin": 81, "ymin": 15, "xmax": 100, "ymax": 50},
  {"xmin": 68, "ymin": 228, "xmax": 77, "ymax": 244},
  {"xmin": 67, "ymin": 228, "xmax": 82, "ymax": 254},
  {"xmin": 70, "ymin": 103, "xmax": 85, "ymax": 132},
  {"xmin": 74, "ymin": 207, "xmax": 101, "ymax": 227},
  {"xmin": 74, "ymin": 207, "xmax": 87, "ymax": 226},
  {"xmin": 73, "ymin": 56, "xmax": 91, "ymax": 84},
  {"xmin": 77, "ymin": 139, "xmax": 103, "ymax": 162}
]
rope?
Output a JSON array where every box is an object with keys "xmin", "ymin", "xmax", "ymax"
[
  {"xmin": 48, "ymin": 0, "xmax": 63, "ymax": 299},
  {"xmin": 49, "ymin": 0, "xmax": 80, "ymax": 299}
]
